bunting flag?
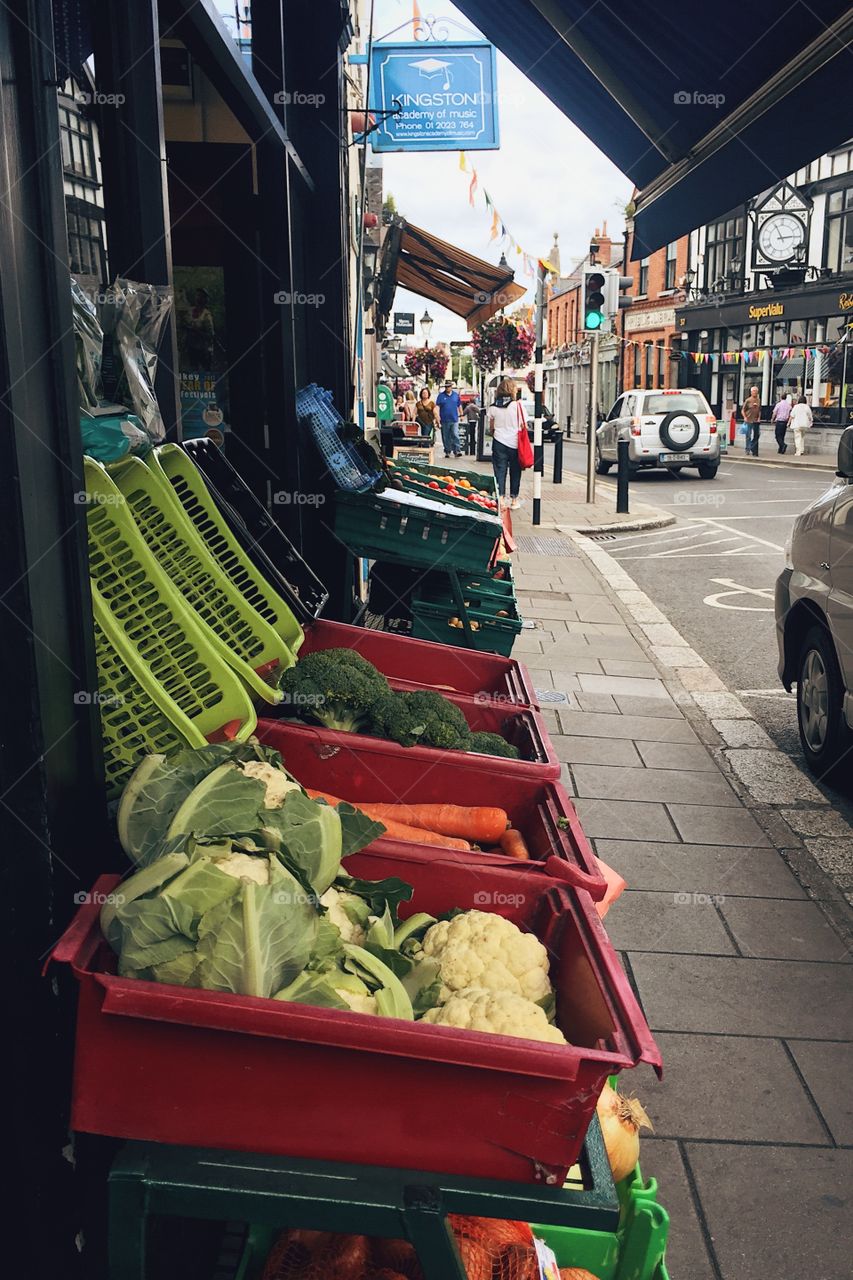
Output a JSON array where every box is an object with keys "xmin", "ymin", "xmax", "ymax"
[
  {"xmin": 458, "ymin": 151, "xmax": 467, "ymax": 171},
  {"xmin": 489, "ymin": 208, "xmax": 500, "ymax": 241},
  {"xmin": 468, "ymin": 170, "xmax": 478, "ymax": 207}
]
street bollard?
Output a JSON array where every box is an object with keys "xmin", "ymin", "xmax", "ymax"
[
  {"xmin": 616, "ymin": 438, "xmax": 630, "ymax": 514},
  {"xmin": 553, "ymin": 432, "xmax": 564, "ymax": 484}
]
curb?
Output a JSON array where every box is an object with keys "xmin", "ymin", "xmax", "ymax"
[
  {"xmin": 566, "ymin": 527, "xmax": 853, "ymax": 928},
  {"xmin": 723, "ymin": 451, "xmax": 837, "ymax": 472},
  {"xmin": 556, "ymin": 514, "xmax": 675, "ymax": 535}
]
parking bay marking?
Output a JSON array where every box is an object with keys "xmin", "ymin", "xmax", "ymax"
[{"xmin": 703, "ymin": 579, "xmax": 775, "ymax": 611}]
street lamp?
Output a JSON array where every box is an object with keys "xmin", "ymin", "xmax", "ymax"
[{"xmin": 420, "ymin": 309, "xmax": 433, "ymax": 348}]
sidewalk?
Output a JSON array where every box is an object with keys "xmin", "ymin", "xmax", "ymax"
[
  {"xmin": 505, "ymin": 517, "xmax": 853, "ymax": 1278},
  {"xmin": 722, "ymin": 439, "xmax": 837, "ymax": 470}
]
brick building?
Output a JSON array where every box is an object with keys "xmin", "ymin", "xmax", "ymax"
[{"xmin": 621, "ymin": 222, "xmax": 690, "ymax": 390}]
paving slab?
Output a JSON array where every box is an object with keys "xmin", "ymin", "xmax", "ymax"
[
  {"xmin": 556, "ymin": 710, "xmax": 701, "ymax": 743},
  {"xmin": 612, "ymin": 693, "xmax": 683, "ymax": 718},
  {"xmin": 635, "ymin": 740, "xmax": 718, "ymax": 772},
  {"xmin": 577, "ymin": 672, "xmax": 671, "ymax": 698},
  {"xmin": 572, "ymin": 764, "xmax": 739, "ymax": 806},
  {"xmin": 592, "ymin": 839, "xmax": 807, "ymax": 898},
  {"xmin": 525, "ymin": 657, "xmax": 603, "ymax": 676},
  {"xmin": 598, "ymin": 657, "xmax": 659, "ymax": 677},
  {"xmin": 720, "ymin": 897, "xmax": 851, "ymax": 962},
  {"xmin": 603, "ymin": 891, "xmax": 736, "ymax": 955},
  {"xmin": 634, "ymin": 1033, "xmax": 829, "ymax": 1143},
  {"xmin": 575, "ymin": 692, "xmax": 619, "ymax": 714},
  {"xmin": 685, "ymin": 1144, "xmax": 853, "ymax": 1280},
  {"xmin": 573, "ymin": 797, "xmax": 678, "ymax": 842},
  {"xmin": 667, "ymin": 803, "xmax": 772, "ymax": 847},
  {"xmin": 551, "ymin": 735, "xmax": 642, "ymax": 766},
  {"xmin": 633, "ymin": 1141, "xmax": 717, "ymax": 1280},
  {"xmin": 786, "ymin": 1040, "xmax": 853, "ymax": 1144},
  {"xmin": 629, "ymin": 953, "xmax": 853, "ymax": 1037}
]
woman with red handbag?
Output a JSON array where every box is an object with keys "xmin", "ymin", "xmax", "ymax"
[{"xmin": 488, "ymin": 378, "xmax": 531, "ymax": 509}]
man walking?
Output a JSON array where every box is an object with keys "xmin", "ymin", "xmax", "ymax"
[
  {"xmin": 436, "ymin": 379, "xmax": 462, "ymax": 458},
  {"xmin": 789, "ymin": 395, "xmax": 813, "ymax": 456},
  {"xmin": 742, "ymin": 386, "xmax": 762, "ymax": 456},
  {"xmin": 771, "ymin": 392, "xmax": 793, "ymax": 453}
]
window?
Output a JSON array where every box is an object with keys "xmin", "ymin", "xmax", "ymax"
[
  {"xmin": 644, "ymin": 392, "xmax": 710, "ymax": 415},
  {"xmin": 632, "ymin": 347, "xmax": 641, "ymax": 387},
  {"xmin": 638, "ymin": 257, "xmax": 649, "ymax": 294},
  {"xmin": 606, "ymin": 397, "xmax": 624, "ymax": 421},
  {"xmin": 644, "ymin": 341, "xmax": 654, "ymax": 387},
  {"xmin": 59, "ymin": 104, "xmax": 98, "ymax": 182},
  {"xmin": 664, "ymin": 241, "xmax": 678, "ymax": 290},
  {"xmin": 657, "ymin": 342, "xmax": 666, "ymax": 386},
  {"xmin": 704, "ymin": 210, "xmax": 744, "ymax": 290},
  {"xmin": 65, "ymin": 198, "xmax": 106, "ymax": 278},
  {"xmin": 824, "ymin": 186, "xmax": 853, "ymax": 275}
]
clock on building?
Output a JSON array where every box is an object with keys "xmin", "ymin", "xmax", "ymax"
[{"xmin": 751, "ymin": 181, "xmax": 812, "ymax": 269}]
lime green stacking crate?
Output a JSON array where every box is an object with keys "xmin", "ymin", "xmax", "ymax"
[
  {"xmin": 106, "ymin": 456, "xmax": 294, "ymax": 703},
  {"xmin": 150, "ymin": 445, "xmax": 304, "ymax": 654},
  {"xmin": 533, "ymin": 1162, "xmax": 670, "ymax": 1280},
  {"xmin": 335, "ymin": 488, "xmax": 501, "ymax": 574}
]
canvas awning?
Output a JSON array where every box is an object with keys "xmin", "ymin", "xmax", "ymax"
[
  {"xmin": 376, "ymin": 219, "xmax": 526, "ymax": 333},
  {"xmin": 453, "ymin": 0, "xmax": 853, "ymax": 257}
]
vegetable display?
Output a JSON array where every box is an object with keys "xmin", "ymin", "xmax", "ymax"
[{"xmin": 278, "ymin": 648, "xmax": 520, "ymax": 759}]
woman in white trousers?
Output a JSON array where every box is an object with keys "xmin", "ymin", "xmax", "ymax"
[{"xmin": 789, "ymin": 396, "xmax": 813, "ymax": 456}]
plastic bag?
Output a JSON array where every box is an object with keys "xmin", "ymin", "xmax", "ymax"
[
  {"xmin": 71, "ymin": 278, "xmax": 105, "ymax": 411},
  {"xmin": 100, "ymin": 278, "xmax": 173, "ymax": 441},
  {"xmin": 79, "ymin": 413, "xmax": 150, "ymax": 464}
]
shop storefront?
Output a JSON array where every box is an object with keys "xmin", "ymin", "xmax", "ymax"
[{"xmin": 675, "ymin": 282, "xmax": 853, "ymax": 426}]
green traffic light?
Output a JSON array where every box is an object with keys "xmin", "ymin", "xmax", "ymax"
[{"xmin": 585, "ymin": 310, "xmax": 604, "ymax": 329}]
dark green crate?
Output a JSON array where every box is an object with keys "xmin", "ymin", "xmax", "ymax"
[
  {"xmin": 394, "ymin": 459, "xmax": 499, "ymax": 502},
  {"xmin": 410, "ymin": 593, "xmax": 522, "ymax": 657},
  {"xmin": 334, "ymin": 489, "xmax": 501, "ymax": 574}
]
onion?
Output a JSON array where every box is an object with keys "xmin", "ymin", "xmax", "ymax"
[{"xmin": 596, "ymin": 1083, "xmax": 653, "ymax": 1183}]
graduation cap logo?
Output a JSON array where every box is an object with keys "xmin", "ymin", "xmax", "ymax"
[{"xmin": 409, "ymin": 56, "xmax": 452, "ymax": 90}]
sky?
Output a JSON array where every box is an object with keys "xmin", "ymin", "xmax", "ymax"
[{"xmin": 369, "ymin": 0, "xmax": 633, "ymax": 344}]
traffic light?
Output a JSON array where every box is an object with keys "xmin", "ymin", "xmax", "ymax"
[
  {"xmin": 582, "ymin": 266, "xmax": 607, "ymax": 333},
  {"xmin": 604, "ymin": 269, "xmax": 634, "ymax": 317}
]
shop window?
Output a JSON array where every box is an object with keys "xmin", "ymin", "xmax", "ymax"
[
  {"xmin": 644, "ymin": 341, "xmax": 654, "ymax": 387},
  {"xmin": 825, "ymin": 185, "xmax": 853, "ymax": 274},
  {"xmin": 59, "ymin": 103, "xmax": 98, "ymax": 183},
  {"xmin": 704, "ymin": 209, "xmax": 744, "ymax": 291},
  {"xmin": 638, "ymin": 257, "xmax": 649, "ymax": 294},
  {"xmin": 789, "ymin": 319, "xmax": 807, "ymax": 346},
  {"xmin": 657, "ymin": 342, "xmax": 666, "ymax": 386},
  {"xmin": 632, "ymin": 346, "xmax": 641, "ymax": 387},
  {"xmin": 664, "ymin": 241, "xmax": 678, "ymax": 290},
  {"xmin": 725, "ymin": 327, "xmax": 743, "ymax": 352}
]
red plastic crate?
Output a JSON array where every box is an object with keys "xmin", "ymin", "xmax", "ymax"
[
  {"xmin": 300, "ymin": 618, "xmax": 539, "ymax": 708},
  {"xmin": 254, "ymin": 719, "xmax": 606, "ymax": 899},
  {"xmin": 257, "ymin": 693, "xmax": 560, "ymax": 785},
  {"xmin": 52, "ymin": 869, "xmax": 660, "ymax": 1184}
]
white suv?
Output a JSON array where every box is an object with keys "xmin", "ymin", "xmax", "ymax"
[{"xmin": 596, "ymin": 388, "xmax": 720, "ymax": 479}]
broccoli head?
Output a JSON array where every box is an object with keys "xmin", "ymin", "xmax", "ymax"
[
  {"xmin": 467, "ymin": 731, "xmax": 520, "ymax": 759},
  {"xmin": 394, "ymin": 689, "xmax": 473, "ymax": 751},
  {"xmin": 278, "ymin": 648, "xmax": 390, "ymax": 734}
]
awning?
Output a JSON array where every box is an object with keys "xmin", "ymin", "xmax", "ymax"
[
  {"xmin": 382, "ymin": 351, "xmax": 409, "ymax": 377},
  {"xmin": 452, "ymin": 1, "xmax": 853, "ymax": 256},
  {"xmin": 376, "ymin": 219, "xmax": 526, "ymax": 332}
]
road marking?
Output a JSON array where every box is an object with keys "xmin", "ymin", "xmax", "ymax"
[
  {"xmin": 703, "ymin": 578, "xmax": 775, "ymax": 611},
  {"xmin": 695, "ymin": 517, "xmax": 785, "ymax": 552}
]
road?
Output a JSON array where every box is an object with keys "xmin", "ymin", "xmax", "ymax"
[{"xmin": 562, "ymin": 438, "xmax": 853, "ymax": 813}]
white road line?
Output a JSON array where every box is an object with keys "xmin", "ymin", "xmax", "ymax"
[{"xmin": 695, "ymin": 516, "xmax": 785, "ymax": 552}]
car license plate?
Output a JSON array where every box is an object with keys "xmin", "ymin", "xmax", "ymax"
[{"xmin": 660, "ymin": 452, "xmax": 690, "ymax": 462}]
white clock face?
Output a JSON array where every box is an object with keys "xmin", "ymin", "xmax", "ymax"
[{"xmin": 757, "ymin": 213, "xmax": 805, "ymax": 263}]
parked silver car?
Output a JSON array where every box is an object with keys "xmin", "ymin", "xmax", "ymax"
[
  {"xmin": 776, "ymin": 425, "xmax": 853, "ymax": 779},
  {"xmin": 596, "ymin": 388, "xmax": 720, "ymax": 478}
]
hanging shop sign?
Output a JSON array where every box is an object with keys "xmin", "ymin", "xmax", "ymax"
[
  {"xmin": 394, "ymin": 311, "xmax": 415, "ymax": 334},
  {"xmin": 370, "ymin": 42, "xmax": 499, "ymax": 152},
  {"xmin": 677, "ymin": 284, "xmax": 853, "ymax": 331}
]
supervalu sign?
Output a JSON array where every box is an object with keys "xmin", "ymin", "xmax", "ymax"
[{"xmin": 370, "ymin": 42, "xmax": 499, "ymax": 152}]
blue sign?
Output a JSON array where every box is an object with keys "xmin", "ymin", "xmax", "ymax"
[{"xmin": 370, "ymin": 42, "xmax": 499, "ymax": 152}]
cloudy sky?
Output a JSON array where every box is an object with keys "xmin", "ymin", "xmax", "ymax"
[{"xmin": 369, "ymin": 0, "xmax": 632, "ymax": 344}]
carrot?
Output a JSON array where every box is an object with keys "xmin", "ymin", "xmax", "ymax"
[
  {"xmin": 499, "ymin": 828, "xmax": 531, "ymax": 860},
  {"xmin": 305, "ymin": 789, "xmax": 472, "ymax": 850},
  {"xmin": 341, "ymin": 801, "xmax": 509, "ymax": 843}
]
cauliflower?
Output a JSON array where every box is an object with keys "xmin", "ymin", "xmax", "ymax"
[
  {"xmin": 422, "ymin": 910, "xmax": 553, "ymax": 1005},
  {"xmin": 335, "ymin": 989, "xmax": 378, "ymax": 1016},
  {"xmin": 240, "ymin": 760, "xmax": 301, "ymax": 808},
  {"xmin": 214, "ymin": 852, "xmax": 270, "ymax": 884},
  {"xmin": 319, "ymin": 886, "xmax": 369, "ymax": 945},
  {"xmin": 422, "ymin": 988, "xmax": 566, "ymax": 1045}
]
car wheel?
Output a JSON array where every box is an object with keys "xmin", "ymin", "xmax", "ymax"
[
  {"xmin": 595, "ymin": 443, "xmax": 612, "ymax": 474},
  {"xmin": 796, "ymin": 625, "xmax": 851, "ymax": 781},
  {"xmin": 697, "ymin": 463, "xmax": 718, "ymax": 479},
  {"xmin": 659, "ymin": 410, "xmax": 700, "ymax": 452}
]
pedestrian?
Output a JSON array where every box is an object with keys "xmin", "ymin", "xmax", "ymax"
[
  {"xmin": 789, "ymin": 395, "xmax": 813, "ymax": 456},
  {"xmin": 771, "ymin": 392, "xmax": 793, "ymax": 453},
  {"xmin": 415, "ymin": 386, "xmax": 438, "ymax": 437},
  {"xmin": 741, "ymin": 386, "xmax": 762, "ymax": 456},
  {"xmin": 400, "ymin": 390, "xmax": 418, "ymax": 423},
  {"xmin": 488, "ymin": 377, "xmax": 523, "ymax": 510},
  {"xmin": 435, "ymin": 379, "xmax": 463, "ymax": 458}
]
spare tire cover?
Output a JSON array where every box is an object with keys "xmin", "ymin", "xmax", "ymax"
[{"xmin": 659, "ymin": 410, "xmax": 700, "ymax": 451}]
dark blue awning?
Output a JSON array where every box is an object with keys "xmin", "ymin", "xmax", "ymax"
[{"xmin": 453, "ymin": 0, "xmax": 853, "ymax": 256}]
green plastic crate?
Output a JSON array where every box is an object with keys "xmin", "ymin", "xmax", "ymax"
[
  {"xmin": 422, "ymin": 564, "xmax": 515, "ymax": 601},
  {"xmin": 335, "ymin": 487, "xmax": 502, "ymax": 574},
  {"xmin": 388, "ymin": 461, "xmax": 500, "ymax": 515},
  {"xmin": 150, "ymin": 445, "xmax": 304, "ymax": 655},
  {"xmin": 532, "ymin": 1162, "xmax": 670, "ymax": 1280},
  {"xmin": 410, "ymin": 590, "xmax": 522, "ymax": 657},
  {"xmin": 408, "ymin": 458, "xmax": 499, "ymax": 501},
  {"xmin": 105, "ymin": 456, "xmax": 296, "ymax": 702}
]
